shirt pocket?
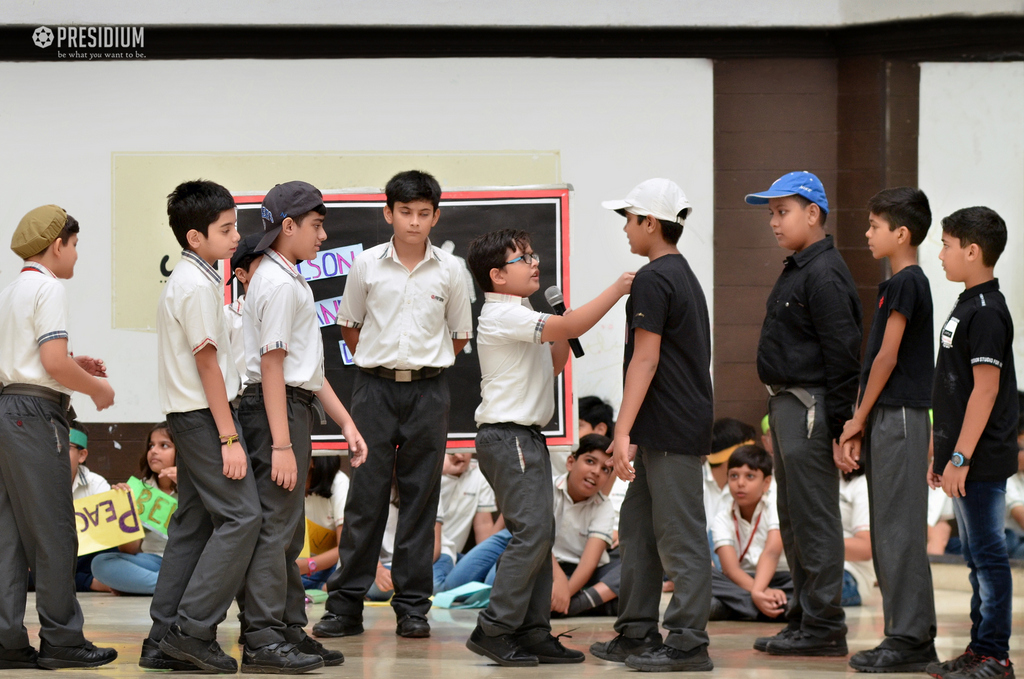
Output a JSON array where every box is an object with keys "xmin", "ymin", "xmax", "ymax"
[{"xmin": 411, "ymin": 284, "xmax": 448, "ymax": 338}]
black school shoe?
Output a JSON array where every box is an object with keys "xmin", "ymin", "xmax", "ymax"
[
  {"xmin": 241, "ymin": 642, "xmax": 324, "ymax": 674},
  {"xmin": 590, "ymin": 631, "xmax": 663, "ymax": 663},
  {"xmin": 396, "ymin": 615, "xmax": 430, "ymax": 638},
  {"xmin": 0, "ymin": 645, "xmax": 38, "ymax": 669},
  {"xmin": 465, "ymin": 626, "xmax": 538, "ymax": 667},
  {"xmin": 138, "ymin": 637, "xmax": 203, "ymax": 671},
  {"xmin": 517, "ymin": 633, "xmax": 585, "ymax": 664},
  {"xmin": 753, "ymin": 625, "xmax": 798, "ymax": 653},
  {"xmin": 295, "ymin": 634, "xmax": 344, "ymax": 666},
  {"xmin": 849, "ymin": 643, "xmax": 939, "ymax": 673},
  {"xmin": 311, "ymin": 613, "xmax": 363, "ymax": 638},
  {"xmin": 766, "ymin": 629, "xmax": 848, "ymax": 657},
  {"xmin": 158, "ymin": 625, "xmax": 237, "ymax": 673},
  {"xmin": 625, "ymin": 644, "xmax": 714, "ymax": 672},
  {"xmin": 37, "ymin": 639, "xmax": 117, "ymax": 669}
]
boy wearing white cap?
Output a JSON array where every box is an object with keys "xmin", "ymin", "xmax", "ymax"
[{"xmin": 590, "ymin": 179, "xmax": 715, "ymax": 672}]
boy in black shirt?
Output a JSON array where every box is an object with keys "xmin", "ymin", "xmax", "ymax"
[
  {"xmin": 589, "ymin": 178, "xmax": 714, "ymax": 673},
  {"xmin": 745, "ymin": 171, "xmax": 862, "ymax": 657},
  {"xmin": 926, "ymin": 207, "xmax": 1017, "ymax": 679},
  {"xmin": 837, "ymin": 188, "xmax": 938, "ymax": 673}
]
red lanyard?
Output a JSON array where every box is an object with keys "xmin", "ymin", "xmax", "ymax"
[{"xmin": 734, "ymin": 508, "xmax": 763, "ymax": 563}]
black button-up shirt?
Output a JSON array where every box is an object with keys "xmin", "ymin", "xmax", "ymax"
[{"xmin": 757, "ymin": 235, "xmax": 863, "ymax": 441}]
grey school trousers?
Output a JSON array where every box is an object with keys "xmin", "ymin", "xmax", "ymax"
[
  {"xmin": 149, "ymin": 409, "xmax": 261, "ymax": 642},
  {"xmin": 474, "ymin": 423, "xmax": 555, "ymax": 645},
  {"xmin": 237, "ymin": 394, "xmax": 314, "ymax": 648},
  {"xmin": 769, "ymin": 388, "xmax": 847, "ymax": 639},
  {"xmin": 863, "ymin": 405, "xmax": 936, "ymax": 650},
  {"xmin": 711, "ymin": 569, "xmax": 794, "ymax": 621},
  {"xmin": 0, "ymin": 395, "xmax": 86, "ymax": 649},
  {"xmin": 615, "ymin": 449, "xmax": 711, "ymax": 653}
]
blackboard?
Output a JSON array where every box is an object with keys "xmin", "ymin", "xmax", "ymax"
[{"xmin": 228, "ymin": 187, "xmax": 575, "ymax": 452}]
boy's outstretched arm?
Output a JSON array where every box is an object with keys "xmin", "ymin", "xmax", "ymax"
[
  {"xmin": 540, "ymin": 273, "xmax": 633, "ymax": 342},
  {"xmin": 613, "ymin": 328, "xmax": 660, "ymax": 481},
  {"xmin": 942, "ymin": 363, "xmax": 1001, "ymax": 498},
  {"xmin": 194, "ymin": 345, "xmax": 246, "ymax": 480},
  {"xmin": 315, "ymin": 377, "xmax": 367, "ymax": 467},
  {"xmin": 262, "ymin": 349, "xmax": 296, "ymax": 491},
  {"xmin": 40, "ymin": 338, "xmax": 114, "ymax": 410}
]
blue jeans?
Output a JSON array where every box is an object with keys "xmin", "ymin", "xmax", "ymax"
[
  {"xmin": 841, "ymin": 570, "xmax": 861, "ymax": 607},
  {"xmin": 432, "ymin": 554, "xmax": 455, "ymax": 594},
  {"xmin": 953, "ymin": 480, "xmax": 1012, "ymax": 659},
  {"xmin": 301, "ymin": 563, "xmax": 336, "ymax": 590},
  {"xmin": 90, "ymin": 552, "xmax": 163, "ymax": 595},
  {"xmin": 436, "ymin": 529, "xmax": 512, "ymax": 593}
]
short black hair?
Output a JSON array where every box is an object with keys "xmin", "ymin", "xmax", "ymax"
[
  {"xmin": 385, "ymin": 170, "xmax": 442, "ymax": 210},
  {"xmin": 941, "ymin": 206, "xmax": 1007, "ymax": 267},
  {"xmin": 58, "ymin": 214, "xmax": 80, "ymax": 246},
  {"xmin": 579, "ymin": 396, "xmax": 615, "ymax": 438},
  {"xmin": 308, "ymin": 455, "xmax": 342, "ymax": 499},
  {"xmin": 868, "ymin": 187, "xmax": 932, "ymax": 246},
  {"xmin": 727, "ymin": 444, "xmax": 773, "ymax": 476},
  {"xmin": 572, "ymin": 433, "xmax": 612, "ymax": 459},
  {"xmin": 617, "ymin": 209, "xmax": 689, "ymax": 245},
  {"xmin": 793, "ymin": 195, "xmax": 828, "ymax": 226},
  {"xmin": 167, "ymin": 180, "xmax": 236, "ymax": 250},
  {"xmin": 467, "ymin": 228, "xmax": 533, "ymax": 293},
  {"xmin": 712, "ymin": 418, "xmax": 758, "ymax": 455}
]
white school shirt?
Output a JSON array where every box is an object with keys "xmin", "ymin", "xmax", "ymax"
[
  {"xmin": 552, "ymin": 473, "xmax": 615, "ymax": 567},
  {"xmin": 711, "ymin": 494, "xmax": 786, "ymax": 572},
  {"xmin": 608, "ymin": 477, "xmax": 629, "ymax": 531},
  {"xmin": 0, "ymin": 262, "xmax": 73, "ymax": 394},
  {"xmin": 305, "ymin": 470, "xmax": 351, "ymax": 532},
  {"xmin": 438, "ymin": 462, "xmax": 498, "ymax": 561},
  {"xmin": 927, "ymin": 485, "xmax": 955, "ymax": 526},
  {"xmin": 840, "ymin": 475, "xmax": 875, "ymax": 597},
  {"xmin": 702, "ymin": 462, "xmax": 731, "ymax": 530},
  {"xmin": 224, "ymin": 298, "xmax": 247, "ymax": 390},
  {"xmin": 475, "ymin": 293, "xmax": 555, "ymax": 427},
  {"xmin": 379, "ymin": 499, "xmax": 401, "ymax": 568},
  {"xmin": 157, "ymin": 251, "xmax": 240, "ymax": 414},
  {"xmin": 72, "ymin": 465, "xmax": 111, "ymax": 500},
  {"xmin": 335, "ymin": 238, "xmax": 473, "ymax": 370},
  {"xmin": 1004, "ymin": 472, "xmax": 1024, "ymax": 536},
  {"xmin": 243, "ymin": 249, "xmax": 324, "ymax": 391}
]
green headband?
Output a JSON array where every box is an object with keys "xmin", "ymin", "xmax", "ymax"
[
  {"xmin": 761, "ymin": 415, "xmax": 770, "ymax": 435},
  {"xmin": 69, "ymin": 428, "xmax": 88, "ymax": 449}
]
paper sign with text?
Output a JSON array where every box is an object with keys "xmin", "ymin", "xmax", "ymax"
[
  {"xmin": 126, "ymin": 476, "xmax": 177, "ymax": 535},
  {"xmin": 75, "ymin": 488, "xmax": 143, "ymax": 556},
  {"xmin": 300, "ymin": 519, "xmax": 338, "ymax": 558}
]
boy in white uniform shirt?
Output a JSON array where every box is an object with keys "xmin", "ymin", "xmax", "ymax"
[
  {"xmin": 434, "ymin": 452, "xmax": 500, "ymax": 592},
  {"xmin": 463, "ymin": 227, "xmax": 632, "ymax": 666},
  {"xmin": 839, "ymin": 468, "xmax": 874, "ymax": 607},
  {"xmin": 223, "ymin": 233, "xmax": 264, "ymax": 392},
  {"xmin": 0, "ymin": 205, "xmax": 116, "ymax": 669}
]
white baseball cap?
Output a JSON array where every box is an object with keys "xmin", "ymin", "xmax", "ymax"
[{"xmin": 602, "ymin": 178, "xmax": 692, "ymax": 224}]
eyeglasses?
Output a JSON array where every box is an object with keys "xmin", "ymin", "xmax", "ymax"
[{"xmin": 506, "ymin": 252, "xmax": 540, "ymax": 266}]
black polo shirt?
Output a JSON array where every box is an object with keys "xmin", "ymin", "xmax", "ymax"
[
  {"xmin": 860, "ymin": 265, "xmax": 934, "ymax": 408},
  {"xmin": 932, "ymin": 279, "xmax": 1018, "ymax": 481},
  {"xmin": 623, "ymin": 253, "xmax": 713, "ymax": 456},
  {"xmin": 757, "ymin": 235, "xmax": 863, "ymax": 441}
]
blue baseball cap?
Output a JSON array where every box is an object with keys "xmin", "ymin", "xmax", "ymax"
[{"xmin": 744, "ymin": 171, "xmax": 829, "ymax": 213}]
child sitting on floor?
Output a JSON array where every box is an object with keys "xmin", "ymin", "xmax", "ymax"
[{"xmin": 298, "ymin": 456, "xmax": 350, "ymax": 590}]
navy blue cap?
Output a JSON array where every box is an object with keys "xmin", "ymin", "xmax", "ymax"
[
  {"xmin": 229, "ymin": 232, "xmax": 265, "ymax": 281},
  {"xmin": 744, "ymin": 171, "xmax": 829, "ymax": 213}
]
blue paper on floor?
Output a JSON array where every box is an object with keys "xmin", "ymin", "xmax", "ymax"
[{"xmin": 432, "ymin": 582, "xmax": 491, "ymax": 609}]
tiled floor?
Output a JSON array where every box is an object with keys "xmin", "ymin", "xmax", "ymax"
[{"xmin": 10, "ymin": 587, "xmax": 1023, "ymax": 677}]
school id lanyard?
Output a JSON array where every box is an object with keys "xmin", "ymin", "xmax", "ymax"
[{"xmin": 734, "ymin": 508, "xmax": 763, "ymax": 563}]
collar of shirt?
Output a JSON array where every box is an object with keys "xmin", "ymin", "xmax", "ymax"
[
  {"xmin": 483, "ymin": 292, "xmax": 529, "ymax": 306},
  {"xmin": 179, "ymin": 250, "xmax": 222, "ymax": 286},
  {"xmin": 72, "ymin": 467, "xmax": 88, "ymax": 493},
  {"xmin": 957, "ymin": 278, "xmax": 1000, "ymax": 304},
  {"xmin": 380, "ymin": 237, "xmax": 440, "ymax": 272},
  {"xmin": 264, "ymin": 248, "xmax": 301, "ymax": 278},
  {"xmin": 785, "ymin": 234, "xmax": 834, "ymax": 269},
  {"xmin": 555, "ymin": 473, "xmax": 605, "ymax": 506},
  {"xmin": 731, "ymin": 495, "xmax": 767, "ymax": 527},
  {"xmin": 21, "ymin": 261, "xmax": 57, "ymax": 278},
  {"xmin": 227, "ymin": 298, "xmax": 244, "ymax": 316}
]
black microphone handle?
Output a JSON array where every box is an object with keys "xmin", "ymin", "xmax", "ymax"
[{"xmin": 549, "ymin": 298, "xmax": 586, "ymax": 358}]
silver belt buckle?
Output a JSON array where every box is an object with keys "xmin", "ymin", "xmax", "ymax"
[{"xmin": 395, "ymin": 370, "xmax": 413, "ymax": 383}]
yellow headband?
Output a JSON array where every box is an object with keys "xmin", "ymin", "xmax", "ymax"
[{"xmin": 707, "ymin": 439, "xmax": 755, "ymax": 466}]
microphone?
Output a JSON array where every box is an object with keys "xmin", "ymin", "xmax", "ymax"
[{"xmin": 544, "ymin": 286, "xmax": 585, "ymax": 358}]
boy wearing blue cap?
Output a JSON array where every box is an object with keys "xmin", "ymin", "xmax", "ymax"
[{"xmin": 745, "ymin": 172, "xmax": 862, "ymax": 657}]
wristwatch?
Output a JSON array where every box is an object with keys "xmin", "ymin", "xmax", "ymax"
[{"xmin": 951, "ymin": 451, "xmax": 972, "ymax": 468}]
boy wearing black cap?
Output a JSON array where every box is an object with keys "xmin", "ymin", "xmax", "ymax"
[
  {"xmin": 237, "ymin": 181, "xmax": 366, "ymax": 672},
  {"xmin": 0, "ymin": 205, "xmax": 116, "ymax": 669},
  {"xmin": 314, "ymin": 170, "xmax": 472, "ymax": 640},
  {"xmin": 148, "ymin": 180, "xmax": 261, "ymax": 674},
  {"xmin": 589, "ymin": 179, "xmax": 714, "ymax": 673},
  {"xmin": 224, "ymin": 233, "xmax": 265, "ymax": 392},
  {"xmin": 745, "ymin": 171, "xmax": 862, "ymax": 657}
]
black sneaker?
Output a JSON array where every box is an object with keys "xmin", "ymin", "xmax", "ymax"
[
  {"xmin": 754, "ymin": 625, "xmax": 798, "ymax": 653},
  {"xmin": 396, "ymin": 615, "xmax": 430, "ymax": 638},
  {"xmin": 0, "ymin": 645, "xmax": 37, "ymax": 669},
  {"xmin": 517, "ymin": 632, "xmax": 585, "ymax": 664},
  {"xmin": 947, "ymin": 655, "xmax": 1015, "ymax": 679},
  {"xmin": 625, "ymin": 644, "xmax": 714, "ymax": 672},
  {"xmin": 295, "ymin": 634, "xmax": 344, "ymax": 667},
  {"xmin": 37, "ymin": 639, "xmax": 117, "ymax": 670},
  {"xmin": 311, "ymin": 613, "xmax": 364, "ymax": 638},
  {"xmin": 766, "ymin": 629, "xmax": 847, "ymax": 657},
  {"xmin": 928, "ymin": 648, "xmax": 977, "ymax": 678},
  {"xmin": 138, "ymin": 637, "xmax": 203, "ymax": 672},
  {"xmin": 241, "ymin": 642, "xmax": 325, "ymax": 674},
  {"xmin": 849, "ymin": 643, "xmax": 939, "ymax": 673},
  {"xmin": 590, "ymin": 631, "xmax": 663, "ymax": 663},
  {"xmin": 466, "ymin": 626, "xmax": 538, "ymax": 667},
  {"xmin": 159, "ymin": 625, "xmax": 237, "ymax": 673}
]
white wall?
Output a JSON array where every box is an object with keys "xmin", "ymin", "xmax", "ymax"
[
  {"xmin": 919, "ymin": 62, "xmax": 1024, "ymax": 384},
  {"xmin": 0, "ymin": 58, "xmax": 714, "ymax": 422}
]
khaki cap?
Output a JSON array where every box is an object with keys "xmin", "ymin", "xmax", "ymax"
[{"xmin": 12, "ymin": 205, "xmax": 67, "ymax": 259}]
